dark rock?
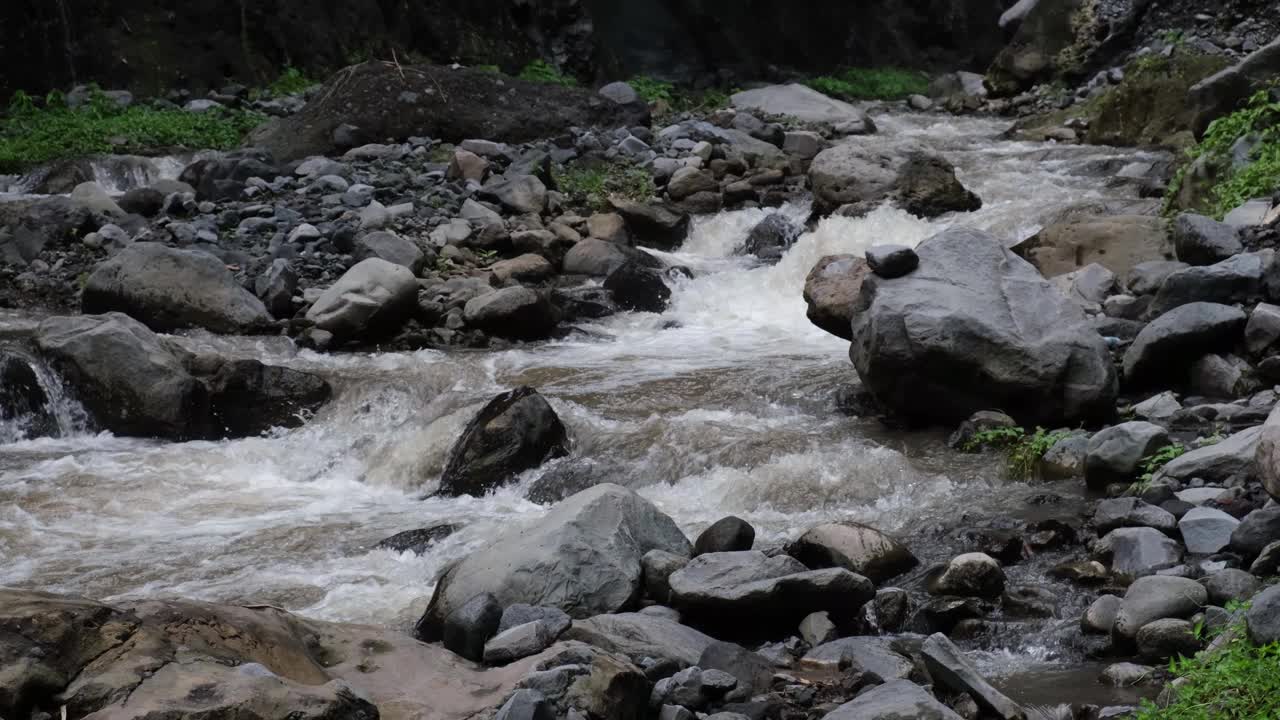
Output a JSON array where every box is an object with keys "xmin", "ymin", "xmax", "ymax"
[
  {"xmin": 744, "ymin": 214, "xmax": 801, "ymax": 262},
  {"xmin": 642, "ymin": 550, "xmax": 689, "ymax": 604},
  {"xmin": 823, "ymin": 679, "xmax": 963, "ymax": 720},
  {"xmin": 353, "ymin": 230, "xmax": 426, "ymax": 274},
  {"xmin": 443, "ymin": 592, "xmax": 503, "ymax": 663},
  {"xmin": 786, "ymin": 521, "xmax": 918, "ymax": 584},
  {"xmin": 438, "ymin": 387, "xmax": 568, "ymax": 498},
  {"xmin": 375, "ymin": 524, "xmax": 459, "ymax": 554},
  {"xmin": 894, "ymin": 152, "xmax": 982, "ymax": 218},
  {"xmin": 1150, "ymin": 252, "xmax": 1267, "ymax": 315},
  {"xmin": 1084, "ymin": 422, "xmax": 1171, "ymax": 491},
  {"xmin": 495, "ymin": 689, "xmax": 554, "ymax": 720},
  {"xmin": 697, "ymin": 642, "xmax": 775, "ymax": 695},
  {"xmin": 927, "ymin": 553, "xmax": 1005, "ymax": 599},
  {"xmin": 1128, "ymin": 260, "xmax": 1189, "ymax": 296},
  {"xmin": 0, "ymin": 196, "xmax": 100, "ymax": 266},
  {"xmin": 0, "ymin": 351, "xmax": 57, "ymax": 440},
  {"xmin": 1201, "ymin": 569, "xmax": 1259, "ymax": 606},
  {"xmin": 694, "ymin": 517, "xmax": 756, "ymax": 556},
  {"xmin": 119, "ymin": 187, "xmax": 167, "ymax": 217},
  {"xmin": 1230, "ymin": 507, "xmax": 1280, "ymax": 557},
  {"xmin": 563, "ymin": 239, "xmax": 660, "ymax": 277},
  {"xmin": 1137, "ymin": 618, "xmax": 1203, "ymax": 661},
  {"xmin": 921, "ymin": 633, "xmax": 1024, "ymax": 720},
  {"xmin": 1246, "ymin": 584, "xmax": 1280, "ymax": 646},
  {"xmin": 1173, "ymin": 213, "xmax": 1243, "ymax": 266},
  {"xmin": 565, "ymin": 612, "xmax": 714, "ymax": 666},
  {"xmin": 1250, "ymin": 541, "xmax": 1280, "ymax": 575},
  {"xmin": 1123, "ymin": 303, "xmax": 1247, "ymax": 388},
  {"xmin": 552, "ymin": 286, "xmax": 620, "ymax": 322},
  {"xmin": 204, "ymin": 359, "xmax": 331, "ymax": 438},
  {"xmin": 464, "ymin": 287, "xmax": 557, "ymax": 340},
  {"xmin": 484, "ymin": 621, "xmax": 560, "ymax": 665},
  {"xmin": 255, "ymin": 259, "xmax": 297, "ymax": 318},
  {"xmin": 498, "ymin": 605, "xmax": 572, "ymax": 637},
  {"xmin": 803, "ymin": 254, "xmax": 870, "ymax": 341},
  {"xmin": 1094, "ymin": 498, "xmax": 1178, "ymax": 534},
  {"xmin": 947, "ymin": 410, "xmax": 1018, "ymax": 450},
  {"xmin": 178, "ymin": 148, "xmax": 279, "ymax": 201},
  {"xmin": 604, "ymin": 261, "xmax": 672, "ymax": 313},
  {"xmin": 865, "ymin": 245, "xmax": 919, "ymax": 279},
  {"xmin": 610, "ymin": 200, "xmax": 689, "ymax": 250}
]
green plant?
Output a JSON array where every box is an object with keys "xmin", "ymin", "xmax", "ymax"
[
  {"xmin": 1127, "ymin": 443, "xmax": 1187, "ymax": 494},
  {"xmin": 963, "ymin": 426, "xmax": 1070, "ymax": 480},
  {"xmin": 629, "ymin": 75, "xmax": 675, "ymax": 104},
  {"xmin": 553, "ymin": 162, "xmax": 653, "ymax": 212},
  {"xmin": 1161, "ymin": 29, "xmax": 1187, "ymax": 47},
  {"xmin": 1134, "ymin": 616, "xmax": 1280, "ymax": 719},
  {"xmin": 474, "ymin": 64, "xmax": 501, "ymax": 74},
  {"xmin": 804, "ymin": 68, "xmax": 930, "ymax": 101},
  {"xmin": 266, "ymin": 66, "xmax": 315, "ymax": 97},
  {"xmin": 518, "ymin": 60, "xmax": 577, "ymax": 87},
  {"xmin": 475, "ymin": 248, "xmax": 497, "ymax": 263}
]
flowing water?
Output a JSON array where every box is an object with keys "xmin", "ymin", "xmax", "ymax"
[{"xmin": 0, "ymin": 113, "xmax": 1167, "ymax": 699}]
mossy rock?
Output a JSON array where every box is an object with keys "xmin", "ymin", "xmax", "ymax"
[
  {"xmin": 986, "ymin": 0, "xmax": 1090, "ymax": 96},
  {"xmin": 1086, "ymin": 52, "xmax": 1231, "ymax": 148}
]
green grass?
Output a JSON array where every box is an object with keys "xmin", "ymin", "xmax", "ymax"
[
  {"xmin": 519, "ymin": 60, "xmax": 577, "ymax": 87},
  {"xmin": 804, "ymin": 68, "xmax": 929, "ymax": 101},
  {"xmin": 1136, "ymin": 612, "xmax": 1280, "ymax": 719},
  {"xmin": 963, "ymin": 426, "xmax": 1071, "ymax": 480},
  {"xmin": 629, "ymin": 76, "xmax": 675, "ymax": 104},
  {"xmin": 0, "ymin": 89, "xmax": 265, "ymax": 173},
  {"xmin": 553, "ymin": 162, "xmax": 653, "ymax": 213}
]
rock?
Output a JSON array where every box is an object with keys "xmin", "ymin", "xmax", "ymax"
[
  {"xmin": 444, "ymin": 592, "xmax": 503, "ymax": 662},
  {"xmin": 564, "ymin": 612, "xmax": 715, "ymax": 666},
  {"xmin": 667, "ymin": 167, "xmax": 719, "ymax": 201},
  {"xmin": 732, "ymin": 84, "xmax": 873, "ymax": 126},
  {"xmin": 461, "ymin": 198, "xmax": 504, "ymax": 226},
  {"xmin": 928, "ymin": 553, "xmax": 1005, "ymax": 599},
  {"xmin": 204, "ymin": 359, "xmax": 331, "ymax": 438},
  {"xmin": 1179, "ymin": 507, "xmax": 1241, "ymax": 555},
  {"xmin": 1229, "ymin": 507, "xmax": 1280, "ymax": 557},
  {"xmin": 1057, "ymin": 263, "xmax": 1119, "ymax": 305},
  {"xmin": 1114, "ymin": 576, "xmax": 1209, "ymax": 640},
  {"xmin": 786, "ymin": 522, "xmax": 918, "ymax": 585},
  {"xmin": 82, "ymin": 242, "xmax": 270, "ymax": 334},
  {"xmin": 1150, "ymin": 252, "xmax": 1268, "ymax": 315},
  {"xmin": 306, "ymin": 258, "xmax": 419, "ymax": 344},
  {"xmin": 1190, "ymin": 36, "xmax": 1280, "ymax": 137},
  {"xmin": 1246, "ymin": 584, "xmax": 1280, "ymax": 646},
  {"xmin": 1123, "ymin": 303, "xmax": 1247, "ymax": 388},
  {"xmin": 783, "ymin": 130, "xmax": 826, "ymax": 159},
  {"xmin": 1099, "ymin": 528, "xmax": 1184, "ymax": 579},
  {"xmin": 0, "ymin": 196, "xmax": 100, "ymax": 266},
  {"xmin": 894, "ymin": 152, "xmax": 982, "ymax": 218},
  {"xmin": 375, "ymin": 524, "xmax": 459, "ymax": 554},
  {"xmin": 650, "ymin": 666, "xmax": 735, "ymax": 710},
  {"xmin": 353, "ymin": 230, "xmax": 426, "ymax": 274},
  {"xmin": 480, "ymin": 175, "xmax": 548, "ymax": 215},
  {"xmin": 802, "ymin": 637, "xmax": 914, "ymax": 680},
  {"xmin": 921, "ymin": 633, "xmax": 1025, "ymax": 720},
  {"xmin": 178, "ymin": 148, "xmax": 279, "ymax": 201},
  {"xmin": 492, "ymin": 254, "xmax": 556, "ymax": 285},
  {"xmin": 604, "ymin": 261, "xmax": 672, "ymax": 313},
  {"xmin": 698, "ymin": 642, "xmax": 775, "ymax": 695},
  {"xmin": 484, "ymin": 621, "xmax": 560, "ymax": 665},
  {"xmin": 799, "ymin": 612, "xmax": 838, "ymax": 647},
  {"xmin": 599, "ymin": 81, "xmax": 640, "ymax": 105},
  {"xmin": 587, "ymin": 213, "xmax": 629, "ymax": 245},
  {"xmin": 1201, "ymin": 569, "xmax": 1260, "ymax": 606},
  {"xmin": 464, "ymin": 287, "xmax": 557, "ymax": 340},
  {"xmin": 694, "ymin": 517, "xmax": 756, "ymax": 556},
  {"xmin": 823, "ymin": 679, "xmax": 964, "ymax": 720},
  {"xmin": 610, "ymin": 200, "xmax": 689, "ymax": 250},
  {"xmin": 642, "ymin": 550, "xmax": 689, "ymax": 604},
  {"xmin": 1016, "ymin": 215, "xmax": 1172, "ymax": 280},
  {"xmin": 498, "ymin": 605, "xmax": 573, "ymax": 636},
  {"xmin": 668, "ymin": 551, "xmax": 874, "ymax": 627},
  {"xmin": 1250, "ymin": 541, "xmax": 1280, "ymax": 575},
  {"xmin": 1083, "ymin": 595, "xmax": 1123, "ymax": 634},
  {"xmin": 438, "ymin": 387, "xmax": 568, "ymax": 497},
  {"xmin": 1173, "ymin": 213, "xmax": 1243, "ymax": 266},
  {"xmin": 448, "ymin": 149, "xmax": 489, "ymax": 183},
  {"xmin": 563, "ymin": 239, "xmax": 659, "ymax": 277},
  {"xmin": 865, "ymin": 245, "xmax": 919, "ymax": 279},
  {"xmin": 1246, "ymin": 303, "xmax": 1280, "ymax": 354},
  {"xmin": 1094, "ymin": 498, "xmax": 1178, "ymax": 534},
  {"xmin": 119, "ymin": 187, "xmax": 166, "ymax": 217},
  {"xmin": 1041, "ymin": 433, "xmax": 1090, "ymax": 479},
  {"xmin": 1256, "ymin": 405, "xmax": 1280, "ymax": 502},
  {"xmin": 496, "ymin": 689, "xmax": 554, "ymax": 720},
  {"xmin": 417, "ymin": 484, "xmax": 691, "ymax": 638},
  {"xmin": 850, "ymin": 227, "xmax": 1116, "ymax": 427},
  {"xmin": 1188, "ymin": 354, "xmax": 1245, "ymax": 398},
  {"xmin": 255, "ymin": 259, "xmax": 297, "ymax": 318},
  {"xmin": 803, "ymin": 254, "xmax": 870, "ymax": 341},
  {"xmin": 1101, "ymin": 663, "xmax": 1157, "ymax": 687},
  {"xmin": 34, "ymin": 313, "xmax": 208, "ymax": 440},
  {"xmin": 1159, "ymin": 426, "xmax": 1261, "ymax": 485},
  {"xmin": 1136, "ymin": 619, "xmax": 1203, "ymax": 664},
  {"xmin": 0, "ymin": 352, "xmax": 56, "ymax": 440},
  {"xmin": 744, "ymin": 214, "xmax": 801, "ymax": 262},
  {"xmin": 1129, "ymin": 260, "xmax": 1190, "ymax": 296},
  {"xmin": 1084, "ymin": 422, "xmax": 1171, "ymax": 490}
]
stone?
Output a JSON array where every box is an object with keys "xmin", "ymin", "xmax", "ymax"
[
  {"xmin": 799, "ymin": 612, "xmax": 838, "ymax": 647},
  {"xmin": 1101, "ymin": 663, "xmax": 1157, "ymax": 687},
  {"xmin": 495, "ymin": 690, "xmax": 554, "ymax": 720},
  {"xmin": 256, "ymin": 259, "xmax": 297, "ymax": 318},
  {"xmin": 306, "ymin": 258, "xmax": 418, "ymax": 344},
  {"xmin": 783, "ymin": 131, "xmax": 825, "ymax": 159},
  {"xmin": 1129, "ymin": 260, "xmax": 1190, "ymax": 296},
  {"xmin": 1230, "ymin": 507, "xmax": 1280, "ymax": 557},
  {"xmin": 1136, "ymin": 619, "xmax": 1202, "ymax": 661},
  {"xmin": 1256, "ymin": 404, "xmax": 1280, "ymax": 502},
  {"xmin": 1158, "ymin": 426, "xmax": 1261, "ymax": 485},
  {"xmin": 804, "ymin": 254, "xmax": 870, "ymax": 341},
  {"xmin": 1123, "ymin": 303, "xmax": 1247, "ymax": 387},
  {"xmin": 743, "ymin": 213, "xmax": 801, "ymax": 262},
  {"xmin": 1099, "ymin": 528, "xmax": 1184, "ymax": 578},
  {"xmin": 667, "ymin": 167, "xmax": 719, "ymax": 201},
  {"xmin": 1016, "ymin": 215, "xmax": 1172, "ymax": 280},
  {"xmin": 439, "ymin": 387, "xmax": 568, "ymax": 497},
  {"xmin": 1133, "ymin": 392, "xmax": 1182, "ymax": 422},
  {"xmin": 928, "ymin": 553, "xmax": 1005, "ymax": 599},
  {"xmin": 802, "ymin": 637, "xmax": 914, "ymax": 680},
  {"xmin": 1249, "ymin": 541, "xmax": 1280, "ymax": 576},
  {"xmin": 1201, "ymin": 569, "xmax": 1260, "ymax": 606},
  {"xmin": 119, "ymin": 187, "xmax": 166, "ymax": 217},
  {"xmin": 461, "ymin": 198, "xmax": 504, "ymax": 227},
  {"xmin": 1173, "ymin": 213, "xmax": 1243, "ymax": 266},
  {"xmin": 1246, "ymin": 584, "xmax": 1280, "ymax": 646},
  {"xmin": 694, "ymin": 517, "xmax": 756, "ymax": 556},
  {"xmin": 807, "ymin": 140, "xmax": 908, "ymax": 213},
  {"xmin": 464, "ymin": 287, "xmax": 557, "ymax": 340},
  {"xmin": 610, "ymin": 200, "xmax": 690, "ymax": 250},
  {"xmin": 894, "ymin": 152, "xmax": 982, "ymax": 218},
  {"xmin": 1247, "ymin": 303, "xmax": 1280, "ymax": 354},
  {"xmin": 416, "ymin": 485, "xmax": 691, "ymax": 638},
  {"xmin": 586, "ymin": 213, "xmax": 629, "ymax": 245},
  {"xmin": 204, "ymin": 359, "xmax": 331, "ymax": 438},
  {"xmin": 69, "ymin": 181, "xmax": 124, "ymax": 215},
  {"xmin": 599, "ymin": 81, "xmax": 640, "ymax": 105},
  {"xmin": 480, "ymin": 175, "xmax": 548, "ymax": 215},
  {"xmin": 492, "ymin": 254, "xmax": 556, "ymax": 285},
  {"xmin": 564, "ymin": 612, "xmax": 715, "ymax": 667},
  {"xmin": 1114, "ymin": 576, "xmax": 1209, "ymax": 640},
  {"xmin": 921, "ymin": 633, "xmax": 1024, "ymax": 720},
  {"xmin": 865, "ymin": 245, "xmax": 919, "ymax": 279},
  {"xmin": 1041, "ymin": 433, "xmax": 1090, "ymax": 479},
  {"xmin": 1094, "ymin": 498, "xmax": 1178, "ymax": 534},
  {"xmin": 787, "ymin": 522, "xmax": 918, "ymax": 585},
  {"xmin": 641, "ymin": 550, "xmax": 689, "ymax": 604},
  {"xmin": 1084, "ymin": 422, "xmax": 1171, "ymax": 490},
  {"xmin": 697, "ymin": 642, "xmax": 775, "ymax": 695},
  {"xmin": 1190, "ymin": 36, "xmax": 1280, "ymax": 137},
  {"xmin": 823, "ymin": 680, "xmax": 963, "ymax": 720},
  {"xmin": 82, "ymin": 242, "xmax": 271, "ymax": 334},
  {"xmin": 484, "ymin": 621, "xmax": 559, "ymax": 665},
  {"xmin": 604, "ymin": 261, "xmax": 673, "ymax": 313},
  {"xmin": 447, "ymin": 149, "xmax": 489, "ymax": 183},
  {"xmin": 1179, "ymin": 507, "xmax": 1241, "ymax": 554},
  {"xmin": 375, "ymin": 525, "xmax": 459, "ymax": 554},
  {"xmin": 1150, "ymin": 252, "xmax": 1268, "ymax": 315},
  {"xmin": 354, "ymin": 230, "xmax": 426, "ymax": 274},
  {"xmin": 731, "ymin": 84, "xmax": 872, "ymax": 126},
  {"xmin": 1083, "ymin": 595, "xmax": 1123, "ymax": 634},
  {"xmin": 178, "ymin": 149, "xmax": 279, "ymax": 201},
  {"xmin": 443, "ymin": 592, "xmax": 503, "ymax": 662},
  {"xmin": 563, "ymin": 239, "xmax": 659, "ymax": 277}
]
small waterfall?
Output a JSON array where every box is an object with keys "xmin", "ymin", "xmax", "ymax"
[
  {"xmin": 87, "ymin": 155, "xmax": 190, "ymax": 194},
  {"xmin": 0, "ymin": 349, "xmax": 91, "ymax": 443}
]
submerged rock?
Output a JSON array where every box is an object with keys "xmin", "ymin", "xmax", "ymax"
[{"xmin": 438, "ymin": 387, "xmax": 569, "ymax": 498}]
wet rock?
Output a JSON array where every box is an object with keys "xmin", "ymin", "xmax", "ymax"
[
  {"xmin": 1083, "ymin": 595, "xmax": 1123, "ymax": 634},
  {"xmin": 928, "ymin": 553, "xmax": 1006, "ymax": 599},
  {"xmin": 204, "ymin": 359, "xmax": 331, "ymax": 438},
  {"xmin": 744, "ymin": 214, "xmax": 801, "ymax": 262},
  {"xmin": 732, "ymin": 84, "xmax": 873, "ymax": 127},
  {"xmin": 799, "ymin": 611, "xmax": 838, "ymax": 647},
  {"xmin": 642, "ymin": 549, "xmax": 690, "ymax": 605},
  {"xmin": 565, "ymin": 612, "xmax": 714, "ymax": 666},
  {"xmin": 1246, "ymin": 303, "xmax": 1280, "ymax": 354},
  {"xmin": 1094, "ymin": 498, "xmax": 1177, "ymax": 534},
  {"xmin": 922, "ymin": 633, "xmax": 1025, "ymax": 720},
  {"xmin": 667, "ymin": 167, "xmax": 718, "ymax": 201},
  {"xmin": 82, "ymin": 242, "xmax": 270, "ymax": 334},
  {"xmin": 1123, "ymin": 303, "xmax": 1247, "ymax": 388},
  {"xmin": 1114, "ymin": 576, "xmax": 1209, "ymax": 640},
  {"xmin": 1100, "ymin": 662, "xmax": 1157, "ymax": 687},
  {"xmin": 1201, "ymin": 569, "xmax": 1260, "ymax": 606},
  {"xmin": 650, "ymin": 666, "xmax": 735, "ymax": 711},
  {"xmin": 1229, "ymin": 506, "xmax": 1280, "ymax": 557},
  {"xmin": 1016, "ymin": 215, "xmax": 1172, "ymax": 280},
  {"xmin": 610, "ymin": 200, "xmax": 689, "ymax": 250},
  {"xmin": 865, "ymin": 245, "xmax": 919, "ymax": 279},
  {"xmin": 444, "ymin": 592, "xmax": 503, "ymax": 662},
  {"xmin": 809, "ymin": 142, "xmax": 976, "ymax": 217},
  {"xmin": 498, "ymin": 605, "xmax": 572, "ymax": 637},
  {"xmin": 179, "ymin": 148, "xmax": 279, "ymax": 201},
  {"xmin": 948, "ymin": 410, "xmax": 1018, "ymax": 450},
  {"xmin": 850, "ymin": 227, "xmax": 1116, "ymax": 427},
  {"xmin": 417, "ymin": 484, "xmax": 691, "ymax": 638},
  {"xmin": 255, "ymin": 259, "xmax": 297, "ymax": 318},
  {"xmin": 1136, "ymin": 618, "xmax": 1202, "ymax": 661},
  {"xmin": 465, "ymin": 287, "xmax": 557, "ymax": 340},
  {"xmin": 0, "ymin": 352, "xmax": 56, "ymax": 440},
  {"xmin": 803, "ymin": 254, "xmax": 870, "ymax": 341},
  {"xmin": 824, "ymin": 679, "xmax": 964, "ymax": 720},
  {"xmin": 306, "ymin": 258, "xmax": 419, "ymax": 344},
  {"xmin": 563, "ymin": 239, "xmax": 659, "ymax": 277},
  {"xmin": 119, "ymin": 187, "xmax": 166, "ymax": 217},
  {"xmin": 1098, "ymin": 527, "xmax": 1184, "ymax": 579},
  {"xmin": 353, "ymin": 230, "xmax": 426, "ymax": 274},
  {"xmin": 492, "ymin": 254, "xmax": 556, "ymax": 285},
  {"xmin": 894, "ymin": 152, "xmax": 982, "ymax": 218},
  {"xmin": 787, "ymin": 521, "xmax": 918, "ymax": 584},
  {"xmin": 695, "ymin": 517, "xmax": 756, "ymax": 556},
  {"xmin": 1179, "ymin": 507, "xmax": 1240, "ymax": 555},
  {"xmin": 1173, "ymin": 213, "xmax": 1243, "ymax": 266},
  {"xmin": 604, "ymin": 261, "xmax": 672, "ymax": 313},
  {"xmin": 1051, "ymin": 560, "xmax": 1109, "ymax": 585},
  {"xmin": 1084, "ymin": 422, "xmax": 1171, "ymax": 490},
  {"xmin": 1249, "ymin": 541, "xmax": 1280, "ymax": 576},
  {"xmin": 802, "ymin": 636, "xmax": 915, "ymax": 680},
  {"xmin": 873, "ymin": 587, "xmax": 912, "ymax": 632},
  {"xmin": 375, "ymin": 524, "xmax": 459, "ymax": 554},
  {"xmin": 439, "ymin": 386, "xmax": 568, "ymax": 497},
  {"xmin": 1246, "ymin": 584, "xmax": 1280, "ymax": 645},
  {"xmin": 587, "ymin": 213, "xmax": 629, "ymax": 245}
]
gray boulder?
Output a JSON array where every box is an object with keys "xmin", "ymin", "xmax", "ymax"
[
  {"xmin": 1150, "ymin": 252, "xmax": 1268, "ymax": 315},
  {"xmin": 610, "ymin": 200, "xmax": 689, "ymax": 251},
  {"xmin": 787, "ymin": 522, "xmax": 918, "ymax": 584},
  {"xmin": 483, "ymin": 620, "xmax": 560, "ymax": 665},
  {"xmin": 1201, "ymin": 569, "xmax": 1260, "ymax": 606},
  {"xmin": 1084, "ymin": 422, "xmax": 1171, "ymax": 491},
  {"xmin": 564, "ymin": 612, "xmax": 716, "ymax": 666},
  {"xmin": 599, "ymin": 81, "xmax": 640, "ymax": 106},
  {"xmin": 1136, "ymin": 618, "xmax": 1202, "ymax": 661},
  {"xmin": 479, "ymin": 175, "xmax": 548, "ymax": 215},
  {"xmin": 1159, "ymin": 426, "xmax": 1261, "ymax": 486},
  {"xmin": 1129, "ymin": 260, "xmax": 1190, "ymax": 295},
  {"xmin": 921, "ymin": 633, "xmax": 1024, "ymax": 720},
  {"xmin": 822, "ymin": 680, "xmax": 963, "ymax": 720},
  {"xmin": 305, "ymin": 258, "xmax": 418, "ymax": 344},
  {"xmin": 809, "ymin": 142, "xmax": 977, "ymax": 217},
  {"xmin": 694, "ymin": 517, "xmax": 756, "ymax": 556},
  {"xmin": 1123, "ymin": 303, "xmax": 1247, "ymax": 387},
  {"xmin": 803, "ymin": 637, "xmax": 915, "ymax": 680},
  {"xmin": 1113, "ymin": 576, "xmax": 1209, "ymax": 640},
  {"xmin": 1173, "ymin": 213, "xmax": 1243, "ymax": 266},
  {"xmin": 1246, "ymin": 303, "xmax": 1280, "ymax": 354},
  {"xmin": 1098, "ymin": 527, "xmax": 1183, "ymax": 578},
  {"xmin": 416, "ymin": 484, "xmax": 691, "ymax": 639},
  {"xmin": 1256, "ymin": 404, "xmax": 1280, "ymax": 502},
  {"xmin": 1246, "ymin": 584, "xmax": 1280, "ymax": 646},
  {"xmin": 464, "ymin": 287, "xmax": 556, "ymax": 340},
  {"xmin": 804, "ymin": 254, "xmax": 870, "ymax": 341},
  {"xmin": 1180, "ymin": 507, "xmax": 1240, "ymax": 554},
  {"xmin": 731, "ymin": 84, "xmax": 872, "ymax": 126},
  {"xmin": 1190, "ymin": 36, "xmax": 1280, "ymax": 137},
  {"xmin": 443, "ymin": 592, "xmax": 502, "ymax": 662},
  {"xmin": 1094, "ymin": 498, "xmax": 1177, "ymax": 534},
  {"xmin": 255, "ymin": 259, "xmax": 297, "ymax": 318},
  {"xmin": 850, "ymin": 227, "xmax": 1116, "ymax": 427},
  {"xmin": 1083, "ymin": 595, "xmax": 1123, "ymax": 635},
  {"xmin": 438, "ymin": 387, "xmax": 568, "ymax": 497},
  {"xmin": 1230, "ymin": 507, "xmax": 1280, "ymax": 557},
  {"xmin": 83, "ymin": 242, "xmax": 270, "ymax": 334},
  {"xmin": 744, "ymin": 214, "xmax": 801, "ymax": 262},
  {"xmin": 894, "ymin": 152, "xmax": 982, "ymax": 218},
  {"xmin": 498, "ymin": 605, "xmax": 572, "ymax": 636},
  {"xmin": 563, "ymin": 239, "xmax": 659, "ymax": 277},
  {"xmin": 927, "ymin": 553, "xmax": 1006, "ymax": 599},
  {"xmin": 353, "ymin": 231, "xmax": 426, "ymax": 274}
]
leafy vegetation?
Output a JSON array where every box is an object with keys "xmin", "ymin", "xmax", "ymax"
[
  {"xmin": 553, "ymin": 162, "xmax": 653, "ymax": 212},
  {"xmin": 1135, "ymin": 611, "xmax": 1280, "ymax": 720},
  {"xmin": 804, "ymin": 68, "xmax": 929, "ymax": 101},
  {"xmin": 625, "ymin": 76, "xmax": 733, "ymax": 116},
  {"xmin": 518, "ymin": 60, "xmax": 577, "ymax": 87},
  {"xmin": 0, "ymin": 89, "xmax": 264, "ymax": 173},
  {"xmin": 265, "ymin": 66, "xmax": 316, "ymax": 97},
  {"xmin": 963, "ymin": 426, "xmax": 1071, "ymax": 480},
  {"xmin": 1127, "ymin": 443, "xmax": 1187, "ymax": 495},
  {"xmin": 629, "ymin": 76, "xmax": 676, "ymax": 105}
]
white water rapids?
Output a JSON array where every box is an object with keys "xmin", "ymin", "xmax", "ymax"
[{"xmin": 0, "ymin": 113, "xmax": 1166, "ymax": 691}]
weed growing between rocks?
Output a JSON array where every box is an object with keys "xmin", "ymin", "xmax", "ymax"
[
  {"xmin": 1126, "ymin": 443, "xmax": 1188, "ymax": 495},
  {"xmin": 261, "ymin": 66, "xmax": 316, "ymax": 98},
  {"xmin": 0, "ymin": 89, "xmax": 264, "ymax": 173},
  {"xmin": 964, "ymin": 426, "xmax": 1071, "ymax": 480},
  {"xmin": 518, "ymin": 60, "xmax": 577, "ymax": 87},
  {"xmin": 804, "ymin": 68, "xmax": 929, "ymax": 101},
  {"xmin": 553, "ymin": 162, "xmax": 653, "ymax": 212}
]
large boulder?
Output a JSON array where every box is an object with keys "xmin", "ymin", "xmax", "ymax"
[
  {"xmin": 416, "ymin": 484, "xmax": 691, "ymax": 639},
  {"xmin": 1084, "ymin": 422, "xmax": 1170, "ymax": 491},
  {"xmin": 1149, "ymin": 252, "xmax": 1269, "ymax": 315},
  {"xmin": 803, "ymin": 254, "xmax": 870, "ymax": 341},
  {"xmin": 1159, "ymin": 426, "xmax": 1261, "ymax": 486},
  {"xmin": 353, "ymin": 230, "xmax": 427, "ymax": 274},
  {"xmin": 1257, "ymin": 405, "xmax": 1280, "ymax": 502},
  {"xmin": 1113, "ymin": 576, "xmax": 1209, "ymax": 640},
  {"xmin": 921, "ymin": 634, "xmax": 1024, "ymax": 720},
  {"xmin": 438, "ymin": 387, "xmax": 569, "ymax": 498},
  {"xmin": 305, "ymin": 258, "xmax": 419, "ymax": 344},
  {"xmin": 34, "ymin": 313, "xmax": 209, "ymax": 440},
  {"xmin": 893, "ymin": 152, "xmax": 982, "ymax": 218},
  {"xmin": 849, "ymin": 227, "xmax": 1116, "ymax": 427},
  {"xmin": 1122, "ymin": 303, "xmax": 1247, "ymax": 388},
  {"xmin": 823, "ymin": 680, "xmax": 963, "ymax": 720},
  {"xmin": 604, "ymin": 261, "xmax": 672, "ymax": 313},
  {"xmin": 1173, "ymin": 213, "xmax": 1243, "ymax": 266},
  {"xmin": 984, "ymin": 0, "xmax": 1090, "ymax": 96},
  {"xmin": 564, "ymin": 612, "xmax": 717, "ymax": 666},
  {"xmin": 563, "ymin": 239, "xmax": 660, "ymax": 277},
  {"xmin": 178, "ymin": 148, "xmax": 280, "ymax": 202},
  {"xmin": 1246, "ymin": 584, "xmax": 1280, "ymax": 646},
  {"xmin": 1190, "ymin": 36, "xmax": 1280, "ymax": 137},
  {"xmin": 731, "ymin": 83, "xmax": 872, "ymax": 126},
  {"xmin": 82, "ymin": 243, "xmax": 271, "ymax": 333},
  {"xmin": 463, "ymin": 287, "xmax": 557, "ymax": 340},
  {"xmin": 787, "ymin": 522, "xmax": 918, "ymax": 584},
  {"xmin": 803, "ymin": 637, "xmax": 915, "ymax": 680},
  {"xmin": 204, "ymin": 359, "xmax": 332, "ymax": 438},
  {"xmin": 1013, "ymin": 215, "xmax": 1172, "ymax": 279},
  {"xmin": 809, "ymin": 142, "xmax": 978, "ymax": 217},
  {"xmin": 1098, "ymin": 527, "xmax": 1183, "ymax": 579},
  {"xmin": 0, "ymin": 196, "xmax": 101, "ymax": 266},
  {"xmin": 610, "ymin": 200, "xmax": 690, "ymax": 251}
]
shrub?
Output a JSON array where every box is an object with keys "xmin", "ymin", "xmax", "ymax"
[
  {"xmin": 964, "ymin": 426, "xmax": 1071, "ymax": 480},
  {"xmin": 266, "ymin": 66, "xmax": 316, "ymax": 97},
  {"xmin": 804, "ymin": 68, "xmax": 929, "ymax": 101},
  {"xmin": 629, "ymin": 75, "xmax": 675, "ymax": 105},
  {"xmin": 519, "ymin": 60, "xmax": 577, "ymax": 87},
  {"xmin": 554, "ymin": 162, "xmax": 653, "ymax": 212},
  {"xmin": 1127, "ymin": 443, "xmax": 1187, "ymax": 495}
]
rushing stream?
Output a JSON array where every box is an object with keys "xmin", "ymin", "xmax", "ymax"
[{"xmin": 0, "ymin": 112, "xmax": 1168, "ymax": 704}]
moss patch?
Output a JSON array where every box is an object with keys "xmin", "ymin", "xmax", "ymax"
[{"xmin": 1086, "ymin": 52, "xmax": 1230, "ymax": 148}]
